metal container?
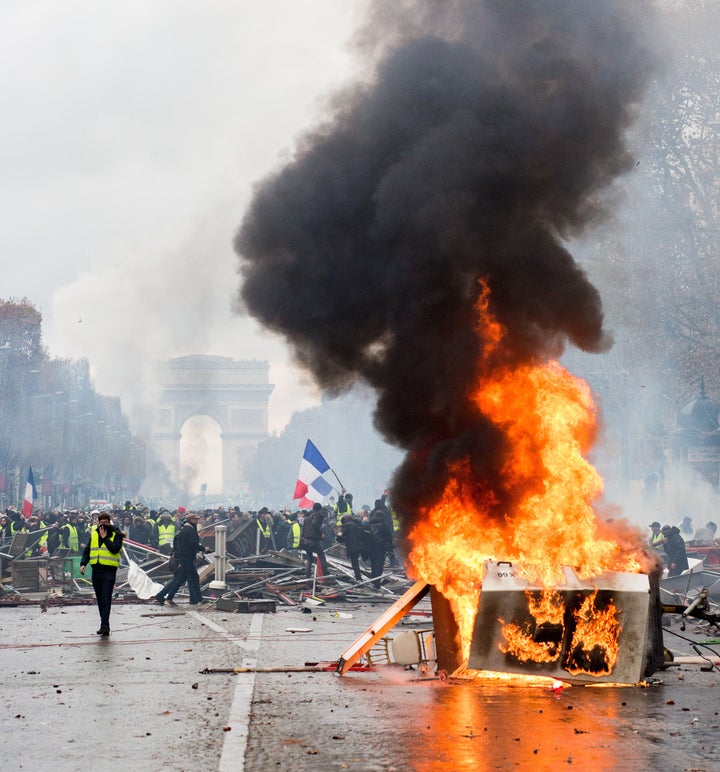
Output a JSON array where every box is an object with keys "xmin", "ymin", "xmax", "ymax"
[{"xmin": 467, "ymin": 560, "xmax": 652, "ymax": 685}]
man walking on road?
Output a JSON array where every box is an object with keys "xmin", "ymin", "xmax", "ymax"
[
  {"xmin": 80, "ymin": 511, "xmax": 124, "ymax": 636},
  {"xmin": 300, "ymin": 503, "xmax": 330, "ymax": 578},
  {"xmin": 155, "ymin": 512, "xmax": 208, "ymax": 606}
]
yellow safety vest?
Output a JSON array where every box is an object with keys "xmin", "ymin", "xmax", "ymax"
[
  {"xmin": 88, "ymin": 528, "xmax": 121, "ymax": 567},
  {"xmin": 288, "ymin": 521, "xmax": 301, "ymax": 549},
  {"xmin": 336, "ymin": 501, "xmax": 352, "ymax": 527},
  {"xmin": 256, "ymin": 519, "xmax": 271, "ymax": 537},
  {"xmin": 158, "ymin": 523, "xmax": 176, "ymax": 546},
  {"xmin": 65, "ymin": 523, "xmax": 79, "ymax": 551}
]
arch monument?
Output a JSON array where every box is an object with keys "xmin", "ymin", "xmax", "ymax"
[{"xmin": 152, "ymin": 355, "xmax": 274, "ymax": 495}]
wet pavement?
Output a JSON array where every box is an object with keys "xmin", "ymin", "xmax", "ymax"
[{"xmin": 1, "ymin": 597, "xmax": 719, "ymax": 771}]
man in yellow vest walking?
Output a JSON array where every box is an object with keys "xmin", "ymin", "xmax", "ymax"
[{"xmin": 79, "ymin": 512, "xmax": 124, "ymax": 637}]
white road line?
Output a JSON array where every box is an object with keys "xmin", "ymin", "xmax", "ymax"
[{"xmin": 189, "ymin": 611, "xmax": 264, "ymax": 771}]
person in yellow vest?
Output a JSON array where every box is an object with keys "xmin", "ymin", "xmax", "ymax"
[
  {"xmin": 335, "ymin": 492, "xmax": 353, "ymax": 530},
  {"xmin": 61, "ymin": 513, "xmax": 80, "ymax": 553},
  {"xmin": 79, "ymin": 511, "xmax": 124, "ymax": 637},
  {"xmin": 157, "ymin": 512, "xmax": 176, "ymax": 555},
  {"xmin": 286, "ymin": 512, "xmax": 301, "ymax": 555},
  {"xmin": 37, "ymin": 515, "xmax": 50, "ymax": 554},
  {"xmin": 648, "ymin": 521, "xmax": 664, "ymax": 550},
  {"xmin": 255, "ymin": 508, "xmax": 273, "ymax": 552}
]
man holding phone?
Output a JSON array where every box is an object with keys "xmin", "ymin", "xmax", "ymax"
[{"xmin": 80, "ymin": 511, "xmax": 125, "ymax": 636}]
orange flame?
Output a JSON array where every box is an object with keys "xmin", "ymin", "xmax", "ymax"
[
  {"xmin": 407, "ymin": 283, "xmax": 646, "ymax": 658},
  {"xmin": 564, "ymin": 591, "xmax": 621, "ymax": 676},
  {"xmin": 500, "ymin": 589, "xmax": 565, "ymax": 663}
]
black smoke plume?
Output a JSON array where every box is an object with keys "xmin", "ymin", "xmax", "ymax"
[{"xmin": 234, "ymin": 0, "xmax": 656, "ymax": 520}]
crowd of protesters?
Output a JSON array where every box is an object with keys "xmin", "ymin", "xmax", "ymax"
[{"xmin": 0, "ymin": 491, "xmax": 404, "ymax": 589}]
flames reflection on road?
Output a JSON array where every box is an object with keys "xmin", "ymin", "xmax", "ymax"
[{"xmin": 405, "ymin": 680, "xmax": 650, "ymax": 771}]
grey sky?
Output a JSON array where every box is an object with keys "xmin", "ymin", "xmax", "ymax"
[{"xmin": 0, "ymin": 1, "xmax": 365, "ymax": 431}]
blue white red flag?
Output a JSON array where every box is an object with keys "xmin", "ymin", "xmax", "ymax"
[
  {"xmin": 21, "ymin": 466, "xmax": 37, "ymax": 518},
  {"xmin": 293, "ymin": 439, "xmax": 334, "ymax": 508}
]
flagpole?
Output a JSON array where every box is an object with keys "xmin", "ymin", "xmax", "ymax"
[{"xmin": 329, "ymin": 468, "xmax": 345, "ymax": 493}]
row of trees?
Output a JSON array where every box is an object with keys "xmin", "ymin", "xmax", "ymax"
[
  {"xmin": 0, "ymin": 299, "xmax": 144, "ymax": 509},
  {"xmin": 586, "ymin": 2, "xmax": 720, "ymax": 406},
  {"xmin": 570, "ymin": 1, "xmax": 720, "ymax": 494}
]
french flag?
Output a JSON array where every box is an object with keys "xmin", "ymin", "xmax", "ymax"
[
  {"xmin": 21, "ymin": 466, "xmax": 37, "ymax": 518},
  {"xmin": 293, "ymin": 439, "xmax": 334, "ymax": 509}
]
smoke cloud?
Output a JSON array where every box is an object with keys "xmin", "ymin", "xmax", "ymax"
[{"xmin": 234, "ymin": 0, "xmax": 656, "ymax": 518}]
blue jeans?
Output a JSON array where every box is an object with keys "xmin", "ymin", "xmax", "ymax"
[{"xmin": 156, "ymin": 559, "xmax": 202, "ymax": 603}]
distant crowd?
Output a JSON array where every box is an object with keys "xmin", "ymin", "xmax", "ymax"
[{"xmin": 0, "ymin": 491, "xmax": 404, "ymax": 586}]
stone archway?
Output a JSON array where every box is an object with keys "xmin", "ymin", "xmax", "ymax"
[{"xmin": 152, "ymin": 355, "xmax": 274, "ymax": 495}]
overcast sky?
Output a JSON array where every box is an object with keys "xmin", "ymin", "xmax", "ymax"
[{"xmin": 0, "ymin": 1, "xmax": 366, "ymax": 432}]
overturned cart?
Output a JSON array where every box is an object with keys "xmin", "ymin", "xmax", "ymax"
[{"xmin": 338, "ymin": 560, "xmax": 666, "ymax": 685}]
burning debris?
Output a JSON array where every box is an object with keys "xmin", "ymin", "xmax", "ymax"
[
  {"xmin": 467, "ymin": 561, "xmax": 653, "ymax": 685},
  {"xmin": 235, "ymin": 0, "xmax": 660, "ymax": 680}
]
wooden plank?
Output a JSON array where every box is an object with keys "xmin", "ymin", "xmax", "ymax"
[{"xmin": 336, "ymin": 580, "xmax": 430, "ymax": 674}]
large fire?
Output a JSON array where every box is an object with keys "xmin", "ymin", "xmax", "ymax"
[
  {"xmin": 499, "ymin": 589, "xmax": 622, "ymax": 674},
  {"xmin": 500, "ymin": 589, "xmax": 566, "ymax": 664},
  {"xmin": 407, "ymin": 284, "xmax": 646, "ymax": 658}
]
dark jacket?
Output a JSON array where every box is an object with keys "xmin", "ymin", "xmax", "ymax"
[
  {"xmin": 46, "ymin": 524, "xmax": 61, "ymax": 555},
  {"xmin": 664, "ymin": 527, "xmax": 689, "ymax": 575},
  {"xmin": 337, "ymin": 517, "xmax": 373, "ymax": 560},
  {"xmin": 369, "ymin": 510, "xmax": 392, "ymax": 552},
  {"xmin": 301, "ymin": 510, "xmax": 325, "ymax": 546},
  {"xmin": 173, "ymin": 521, "xmax": 202, "ymax": 561},
  {"xmin": 274, "ymin": 516, "xmax": 290, "ymax": 550},
  {"xmin": 129, "ymin": 519, "xmax": 154, "ymax": 546}
]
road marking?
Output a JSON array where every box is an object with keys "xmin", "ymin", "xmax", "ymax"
[
  {"xmin": 189, "ymin": 611, "xmax": 263, "ymax": 771},
  {"xmin": 187, "ymin": 610, "xmax": 260, "ymax": 652}
]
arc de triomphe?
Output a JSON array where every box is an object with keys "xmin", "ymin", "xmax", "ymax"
[{"xmin": 152, "ymin": 355, "xmax": 274, "ymax": 494}]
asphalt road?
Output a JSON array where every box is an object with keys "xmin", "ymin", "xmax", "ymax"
[{"xmin": 1, "ymin": 598, "xmax": 719, "ymax": 771}]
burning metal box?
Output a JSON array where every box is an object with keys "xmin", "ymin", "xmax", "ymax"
[{"xmin": 467, "ymin": 560, "xmax": 652, "ymax": 685}]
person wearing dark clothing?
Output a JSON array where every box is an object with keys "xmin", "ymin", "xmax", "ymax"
[
  {"xmin": 80, "ymin": 512, "xmax": 124, "ymax": 636},
  {"xmin": 273, "ymin": 513, "xmax": 290, "ymax": 553},
  {"xmin": 374, "ymin": 496, "xmax": 400, "ymax": 568},
  {"xmin": 300, "ymin": 504, "xmax": 329, "ymax": 577},
  {"xmin": 155, "ymin": 513, "xmax": 207, "ymax": 606},
  {"xmin": 129, "ymin": 516, "xmax": 153, "ymax": 546},
  {"xmin": 320, "ymin": 513, "xmax": 335, "ymax": 551},
  {"xmin": 45, "ymin": 516, "xmax": 61, "ymax": 556},
  {"xmin": 368, "ymin": 509, "xmax": 392, "ymax": 589},
  {"xmin": 662, "ymin": 525, "xmax": 689, "ymax": 577},
  {"xmin": 76, "ymin": 514, "xmax": 90, "ymax": 553},
  {"xmin": 335, "ymin": 493, "xmax": 354, "ymax": 527},
  {"xmin": 145, "ymin": 514, "xmax": 160, "ymax": 550},
  {"xmin": 336, "ymin": 515, "xmax": 371, "ymax": 581}
]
